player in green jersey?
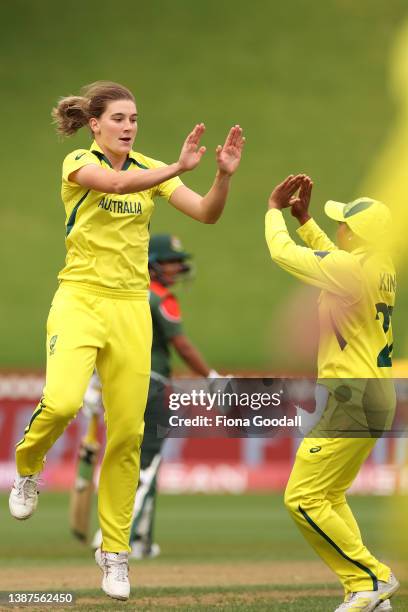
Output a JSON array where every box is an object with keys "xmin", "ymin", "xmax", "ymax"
[{"xmin": 129, "ymin": 233, "xmax": 218, "ymax": 558}]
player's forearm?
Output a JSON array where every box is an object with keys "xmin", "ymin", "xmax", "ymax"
[
  {"xmin": 265, "ymin": 209, "xmax": 297, "ymax": 264},
  {"xmin": 198, "ymin": 170, "xmax": 232, "ymax": 224},
  {"xmin": 265, "ymin": 210, "xmax": 319, "ymax": 281},
  {"xmin": 296, "ymin": 217, "xmax": 337, "ymax": 251},
  {"xmin": 72, "ymin": 162, "xmax": 186, "ymax": 195},
  {"xmin": 184, "ymin": 348, "xmax": 211, "ymax": 377},
  {"xmin": 115, "ymin": 162, "xmax": 184, "ymax": 194},
  {"xmin": 172, "ymin": 336, "xmax": 210, "ymax": 376}
]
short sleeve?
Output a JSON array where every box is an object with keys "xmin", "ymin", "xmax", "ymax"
[
  {"xmin": 62, "ymin": 150, "xmax": 100, "ymax": 184},
  {"xmin": 137, "ymin": 154, "xmax": 184, "ymax": 201},
  {"xmin": 150, "ymin": 160, "xmax": 183, "ymax": 201},
  {"xmin": 155, "ymin": 173, "xmax": 184, "ymax": 201},
  {"xmin": 158, "ymin": 294, "xmax": 183, "ymax": 339}
]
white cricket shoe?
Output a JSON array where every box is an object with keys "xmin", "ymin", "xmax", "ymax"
[
  {"xmin": 9, "ymin": 473, "xmax": 41, "ymax": 520},
  {"xmin": 342, "ymin": 595, "xmax": 392, "ymax": 611},
  {"xmin": 341, "ymin": 597, "xmax": 392, "ymax": 611},
  {"xmin": 95, "ymin": 547, "xmax": 130, "ymax": 601},
  {"xmin": 334, "ymin": 574, "xmax": 399, "ymax": 611}
]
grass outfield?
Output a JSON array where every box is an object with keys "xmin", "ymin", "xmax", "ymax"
[
  {"xmin": 2, "ymin": 0, "xmax": 408, "ymax": 369},
  {"xmin": 0, "ymin": 493, "xmax": 407, "ymax": 610}
]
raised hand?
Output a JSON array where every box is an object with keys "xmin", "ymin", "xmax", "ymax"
[
  {"xmin": 268, "ymin": 174, "xmax": 305, "ymax": 210},
  {"xmin": 290, "ymin": 175, "xmax": 313, "ymax": 223},
  {"xmin": 178, "ymin": 123, "xmax": 207, "ymax": 172},
  {"xmin": 216, "ymin": 125, "xmax": 245, "ymax": 176}
]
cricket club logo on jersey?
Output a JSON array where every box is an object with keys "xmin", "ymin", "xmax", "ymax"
[{"xmin": 49, "ymin": 335, "xmax": 58, "ymax": 356}]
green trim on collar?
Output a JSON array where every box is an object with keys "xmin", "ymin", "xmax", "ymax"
[{"xmin": 89, "ymin": 141, "xmax": 147, "ymax": 171}]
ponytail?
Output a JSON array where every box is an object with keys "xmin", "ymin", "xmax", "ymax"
[{"xmin": 51, "ymin": 96, "xmax": 90, "ymax": 137}]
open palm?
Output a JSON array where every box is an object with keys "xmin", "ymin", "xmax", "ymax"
[
  {"xmin": 178, "ymin": 123, "xmax": 207, "ymax": 171},
  {"xmin": 216, "ymin": 125, "xmax": 245, "ymax": 175}
]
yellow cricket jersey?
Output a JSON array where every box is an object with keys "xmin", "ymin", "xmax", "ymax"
[
  {"xmin": 265, "ymin": 209, "xmax": 396, "ymax": 379},
  {"xmin": 58, "ymin": 140, "xmax": 183, "ymax": 293}
]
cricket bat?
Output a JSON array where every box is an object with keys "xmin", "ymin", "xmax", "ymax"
[{"xmin": 69, "ymin": 413, "xmax": 100, "ymax": 543}]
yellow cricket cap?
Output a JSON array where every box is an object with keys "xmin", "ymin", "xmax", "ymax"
[{"xmin": 324, "ymin": 197, "xmax": 392, "ymax": 242}]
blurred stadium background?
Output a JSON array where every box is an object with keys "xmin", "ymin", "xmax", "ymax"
[{"xmin": 1, "ymin": 0, "xmax": 408, "ymax": 609}]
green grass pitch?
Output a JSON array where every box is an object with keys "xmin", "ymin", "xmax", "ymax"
[{"xmin": 0, "ymin": 492, "xmax": 406, "ymax": 610}]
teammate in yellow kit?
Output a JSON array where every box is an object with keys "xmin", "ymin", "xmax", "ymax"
[
  {"xmin": 9, "ymin": 81, "xmax": 245, "ymax": 601},
  {"xmin": 265, "ymin": 175, "xmax": 399, "ymax": 612}
]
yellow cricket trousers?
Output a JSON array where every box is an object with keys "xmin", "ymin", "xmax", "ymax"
[
  {"xmin": 285, "ymin": 433, "xmax": 391, "ymax": 594},
  {"xmin": 16, "ymin": 281, "xmax": 152, "ymax": 553}
]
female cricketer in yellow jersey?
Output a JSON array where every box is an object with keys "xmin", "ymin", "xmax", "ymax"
[
  {"xmin": 265, "ymin": 175, "xmax": 399, "ymax": 612},
  {"xmin": 9, "ymin": 81, "xmax": 245, "ymax": 601}
]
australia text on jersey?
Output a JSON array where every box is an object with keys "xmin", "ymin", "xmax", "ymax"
[{"xmin": 98, "ymin": 196, "xmax": 143, "ymax": 215}]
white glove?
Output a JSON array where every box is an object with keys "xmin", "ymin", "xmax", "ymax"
[
  {"xmin": 207, "ymin": 370, "xmax": 234, "ymax": 407},
  {"xmin": 207, "ymin": 369, "xmax": 220, "ymax": 379},
  {"xmin": 208, "ymin": 369, "xmax": 234, "ymax": 381}
]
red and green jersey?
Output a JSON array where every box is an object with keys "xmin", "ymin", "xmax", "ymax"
[{"xmin": 149, "ymin": 280, "xmax": 183, "ymax": 377}]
